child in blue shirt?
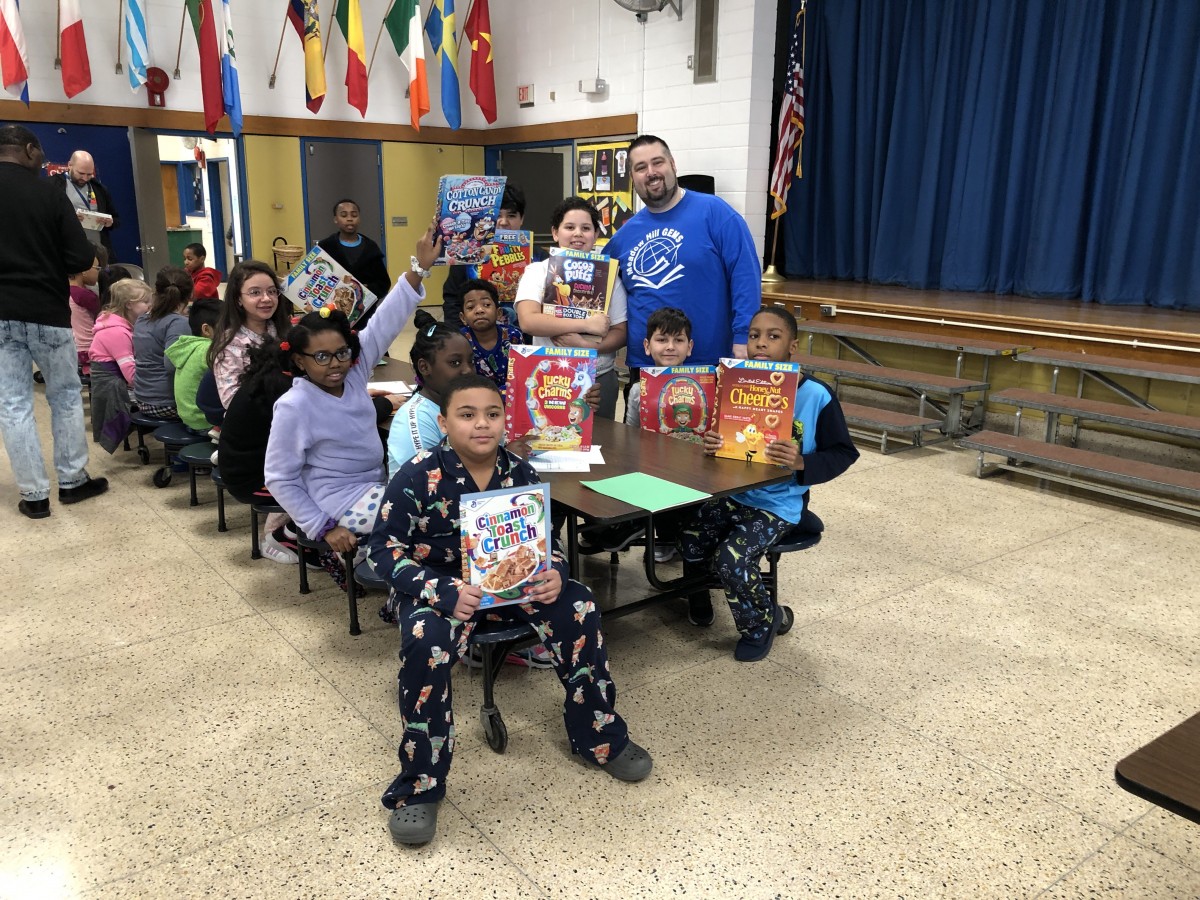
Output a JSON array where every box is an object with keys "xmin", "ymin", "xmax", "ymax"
[
  {"xmin": 458, "ymin": 278, "xmax": 522, "ymax": 390},
  {"xmin": 368, "ymin": 372, "xmax": 652, "ymax": 846},
  {"xmin": 680, "ymin": 306, "xmax": 859, "ymax": 661}
]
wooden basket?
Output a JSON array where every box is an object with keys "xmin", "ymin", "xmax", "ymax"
[{"xmin": 272, "ymin": 237, "xmax": 305, "ymax": 276}]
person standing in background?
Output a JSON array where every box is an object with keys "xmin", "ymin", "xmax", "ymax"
[
  {"xmin": 0, "ymin": 125, "xmax": 109, "ymax": 519},
  {"xmin": 318, "ymin": 198, "xmax": 391, "ymax": 332},
  {"xmin": 50, "ymin": 150, "xmax": 120, "ymax": 259}
]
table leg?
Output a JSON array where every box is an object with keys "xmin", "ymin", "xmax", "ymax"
[{"xmin": 567, "ymin": 513, "xmax": 580, "ymax": 581}]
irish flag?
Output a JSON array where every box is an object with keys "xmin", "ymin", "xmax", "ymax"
[
  {"xmin": 58, "ymin": 0, "xmax": 91, "ymax": 98},
  {"xmin": 334, "ymin": 0, "xmax": 367, "ymax": 117},
  {"xmin": 385, "ymin": 0, "xmax": 429, "ymax": 130},
  {"xmin": 186, "ymin": 0, "xmax": 225, "ymax": 134}
]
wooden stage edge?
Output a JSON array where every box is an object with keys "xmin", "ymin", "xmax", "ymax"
[{"xmin": 764, "ymin": 280, "xmax": 1200, "ymax": 367}]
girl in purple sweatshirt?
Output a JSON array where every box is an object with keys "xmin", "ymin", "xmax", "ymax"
[{"xmin": 264, "ymin": 223, "xmax": 441, "ymax": 558}]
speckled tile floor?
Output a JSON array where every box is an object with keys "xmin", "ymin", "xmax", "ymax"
[{"xmin": 2, "ymin": 352, "xmax": 1198, "ymax": 899}]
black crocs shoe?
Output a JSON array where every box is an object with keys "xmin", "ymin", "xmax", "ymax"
[
  {"xmin": 388, "ymin": 802, "xmax": 438, "ymax": 845},
  {"xmin": 603, "ymin": 740, "xmax": 653, "ymax": 782}
]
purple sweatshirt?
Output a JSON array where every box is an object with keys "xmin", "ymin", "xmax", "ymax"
[{"xmin": 263, "ymin": 277, "xmax": 423, "ymax": 538}]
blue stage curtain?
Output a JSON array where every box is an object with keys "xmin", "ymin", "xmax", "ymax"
[{"xmin": 782, "ymin": 0, "xmax": 1200, "ymax": 309}]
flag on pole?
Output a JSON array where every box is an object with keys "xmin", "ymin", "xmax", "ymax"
[
  {"xmin": 58, "ymin": 0, "xmax": 92, "ymax": 98},
  {"xmin": 385, "ymin": 0, "xmax": 429, "ymax": 130},
  {"xmin": 124, "ymin": 0, "xmax": 149, "ymax": 92},
  {"xmin": 463, "ymin": 0, "xmax": 495, "ymax": 124},
  {"xmin": 768, "ymin": 8, "xmax": 805, "ymax": 219},
  {"xmin": 186, "ymin": 0, "xmax": 224, "ymax": 134},
  {"xmin": 424, "ymin": 0, "xmax": 459, "ymax": 129},
  {"xmin": 218, "ymin": 0, "xmax": 242, "ymax": 135},
  {"xmin": 288, "ymin": 0, "xmax": 326, "ymax": 113},
  {"xmin": 0, "ymin": 0, "xmax": 30, "ymax": 105},
  {"xmin": 333, "ymin": 0, "xmax": 367, "ymax": 116}
]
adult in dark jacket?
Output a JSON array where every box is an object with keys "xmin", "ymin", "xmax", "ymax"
[
  {"xmin": 317, "ymin": 198, "xmax": 391, "ymax": 333},
  {"xmin": 0, "ymin": 125, "xmax": 109, "ymax": 518},
  {"xmin": 50, "ymin": 150, "xmax": 120, "ymax": 258}
]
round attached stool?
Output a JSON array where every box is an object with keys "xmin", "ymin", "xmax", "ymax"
[
  {"xmin": 128, "ymin": 411, "xmax": 177, "ymax": 464},
  {"xmin": 210, "ymin": 468, "xmax": 230, "ymax": 532},
  {"xmin": 765, "ymin": 509, "xmax": 825, "ymax": 634},
  {"xmin": 176, "ymin": 441, "xmax": 216, "ymax": 506},
  {"xmin": 296, "ymin": 531, "xmax": 360, "ymax": 636},
  {"xmin": 150, "ymin": 423, "xmax": 206, "ymax": 488},
  {"xmin": 468, "ymin": 619, "xmax": 540, "ymax": 754},
  {"xmin": 249, "ymin": 502, "xmax": 287, "ymax": 560}
]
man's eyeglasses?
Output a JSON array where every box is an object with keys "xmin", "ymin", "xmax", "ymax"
[
  {"xmin": 296, "ymin": 346, "xmax": 353, "ymax": 366},
  {"xmin": 243, "ymin": 287, "xmax": 280, "ymax": 300}
]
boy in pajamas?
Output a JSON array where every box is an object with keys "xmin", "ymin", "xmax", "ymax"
[{"xmin": 368, "ymin": 373, "xmax": 652, "ymax": 846}]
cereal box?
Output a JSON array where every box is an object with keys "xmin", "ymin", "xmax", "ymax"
[
  {"xmin": 504, "ymin": 346, "xmax": 598, "ymax": 452},
  {"xmin": 714, "ymin": 358, "xmax": 800, "ymax": 464},
  {"xmin": 477, "ymin": 229, "xmax": 534, "ymax": 307},
  {"xmin": 638, "ymin": 365, "xmax": 717, "ymax": 445},
  {"xmin": 434, "ymin": 174, "xmax": 507, "ymax": 266},
  {"xmin": 460, "ymin": 485, "xmax": 550, "ymax": 608},
  {"xmin": 282, "ymin": 246, "xmax": 378, "ymax": 325}
]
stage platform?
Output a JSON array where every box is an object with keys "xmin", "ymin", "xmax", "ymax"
[{"xmin": 763, "ymin": 280, "xmax": 1200, "ymax": 367}]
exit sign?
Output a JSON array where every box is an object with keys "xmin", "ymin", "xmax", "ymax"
[{"xmin": 517, "ymin": 84, "xmax": 534, "ymax": 107}]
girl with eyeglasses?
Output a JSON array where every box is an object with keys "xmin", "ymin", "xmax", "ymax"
[
  {"xmin": 208, "ymin": 260, "xmax": 294, "ymax": 409},
  {"xmin": 263, "ymin": 223, "xmax": 441, "ymax": 561}
]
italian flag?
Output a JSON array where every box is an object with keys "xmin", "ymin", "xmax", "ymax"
[
  {"xmin": 186, "ymin": 0, "xmax": 224, "ymax": 134},
  {"xmin": 58, "ymin": 0, "xmax": 91, "ymax": 98},
  {"xmin": 384, "ymin": 0, "xmax": 429, "ymax": 130},
  {"xmin": 334, "ymin": 0, "xmax": 368, "ymax": 117}
]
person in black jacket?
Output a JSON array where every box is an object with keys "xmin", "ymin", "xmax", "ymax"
[
  {"xmin": 0, "ymin": 125, "xmax": 109, "ymax": 518},
  {"xmin": 317, "ymin": 198, "xmax": 391, "ymax": 333},
  {"xmin": 50, "ymin": 150, "xmax": 120, "ymax": 258}
]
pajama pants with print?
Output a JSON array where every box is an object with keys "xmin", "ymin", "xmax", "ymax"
[
  {"xmin": 678, "ymin": 497, "xmax": 793, "ymax": 641},
  {"xmin": 382, "ymin": 578, "xmax": 628, "ymax": 809}
]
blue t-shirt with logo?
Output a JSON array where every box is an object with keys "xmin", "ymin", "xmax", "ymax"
[{"xmin": 605, "ymin": 190, "xmax": 761, "ymax": 367}]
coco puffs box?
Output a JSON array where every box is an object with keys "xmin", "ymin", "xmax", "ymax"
[
  {"xmin": 460, "ymin": 485, "xmax": 550, "ymax": 608},
  {"xmin": 714, "ymin": 358, "xmax": 801, "ymax": 463},
  {"xmin": 505, "ymin": 346, "xmax": 598, "ymax": 451},
  {"xmin": 638, "ymin": 365, "xmax": 717, "ymax": 445}
]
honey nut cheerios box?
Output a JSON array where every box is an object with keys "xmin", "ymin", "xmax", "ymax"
[{"xmin": 714, "ymin": 358, "xmax": 801, "ymax": 464}]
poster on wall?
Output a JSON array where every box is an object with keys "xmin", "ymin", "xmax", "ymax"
[{"xmin": 575, "ymin": 140, "xmax": 635, "ymax": 248}]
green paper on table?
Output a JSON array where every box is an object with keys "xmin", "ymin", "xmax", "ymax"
[{"xmin": 580, "ymin": 473, "xmax": 711, "ymax": 511}]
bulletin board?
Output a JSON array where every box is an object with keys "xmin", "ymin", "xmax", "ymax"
[{"xmin": 575, "ymin": 140, "xmax": 635, "ymax": 248}]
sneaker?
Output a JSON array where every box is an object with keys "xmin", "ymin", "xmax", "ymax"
[
  {"xmin": 687, "ymin": 592, "xmax": 715, "ymax": 627},
  {"xmin": 58, "ymin": 477, "xmax": 109, "ymax": 505},
  {"xmin": 653, "ymin": 544, "xmax": 677, "ymax": 563},
  {"xmin": 261, "ymin": 533, "xmax": 299, "ymax": 565},
  {"xmin": 210, "ymin": 450, "xmax": 219, "ymax": 466},
  {"xmin": 18, "ymin": 498, "xmax": 50, "ymax": 519},
  {"xmin": 734, "ymin": 608, "xmax": 781, "ymax": 663},
  {"xmin": 207, "ymin": 426, "xmax": 221, "ymax": 442},
  {"xmin": 579, "ymin": 523, "xmax": 645, "ymax": 554}
]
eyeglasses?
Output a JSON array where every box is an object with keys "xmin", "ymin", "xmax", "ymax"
[
  {"xmin": 295, "ymin": 346, "xmax": 353, "ymax": 366},
  {"xmin": 242, "ymin": 287, "xmax": 280, "ymax": 300}
]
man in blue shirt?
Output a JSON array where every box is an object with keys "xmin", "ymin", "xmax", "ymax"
[{"xmin": 605, "ymin": 135, "xmax": 762, "ymax": 369}]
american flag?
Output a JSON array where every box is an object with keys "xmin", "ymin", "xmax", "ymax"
[{"xmin": 769, "ymin": 9, "xmax": 806, "ymax": 219}]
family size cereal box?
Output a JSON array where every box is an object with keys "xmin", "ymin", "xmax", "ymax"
[
  {"xmin": 714, "ymin": 359, "xmax": 801, "ymax": 464},
  {"xmin": 541, "ymin": 248, "xmax": 617, "ymax": 320},
  {"xmin": 460, "ymin": 485, "xmax": 550, "ymax": 608},
  {"xmin": 504, "ymin": 346, "xmax": 598, "ymax": 452},
  {"xmin": 434, "ymin": 174, "xmax": 507, "ymax": 266},
  {"xmin": 283, "ymin": 246, "xmax": 378, "ymax": 325},
  {"xmin": 638, "ymin": 365, "xmax": 717, "ymax": 445}
]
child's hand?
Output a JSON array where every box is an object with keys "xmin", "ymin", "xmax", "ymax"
[
  {"xmin": 583, "ymin": 313, "xmax": 611, "ymax": 337},
  {"xmin": 453, "ymin": 585, "xmax": 483, "ymax": 621},
  {"xmin": 764, "ymin": 439, "xmax": 803, "ymax": 470},
  {"xmin": 701, "ymin": 430, "xmax": 723, "ymax": 456},
  {"xmin": 324, "ymin": 525, "xmax": 358, "ymax": 554},
  {"xmin": 415, "ymin": 218, "xmax": 443, "ymax": 271},
  {"xmin": 584, "ymin": 383, "xmax": 601, "ymax": 411},
  {"xmin": 523, "ymin": 568, "xmax": 562, "ymax": 605}
]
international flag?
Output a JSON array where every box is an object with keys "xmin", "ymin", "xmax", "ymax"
[
  {"xmin": 463, "ymin": 0, "xmax": 495, "ymax": 124},
  {"xmin": 124, "ymin": 0, "xmax": 149, "ymax": 92},
  {"xmin": 0, "ymin": 0, "xmax": 30, "ymax": 105},
  {"xmin": 333, "ymin": 0, "xmax": 367, "ymax": 116},
  {"xmin": 384, "ymin": 0, "xmax": 429, "ymax": 130},
  {"xmin": 218, "ymin": 0, "xmax": 243, "ymax": 135},
  {"xmin": 186, "ymin": 0, "xmax": 224, "ymax": 134},
  {"xmin": 288, "ymin": 0, "xmax": 326, "ymax": 114},
  {"xmin": 424, "ymin": 0, "xmax": 459, "ymax": 129},
  {"xmin": 768, "ymin": 7, "xmax": 805, "ymax": 219},
  {"xmin": 58, "ymin": 0, "xmax": 92, "ymax": 99}
]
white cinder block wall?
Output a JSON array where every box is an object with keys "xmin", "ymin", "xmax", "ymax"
[{"xmin": 10, "ymin": 0, "xmax": 776, "ymax": 256}]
